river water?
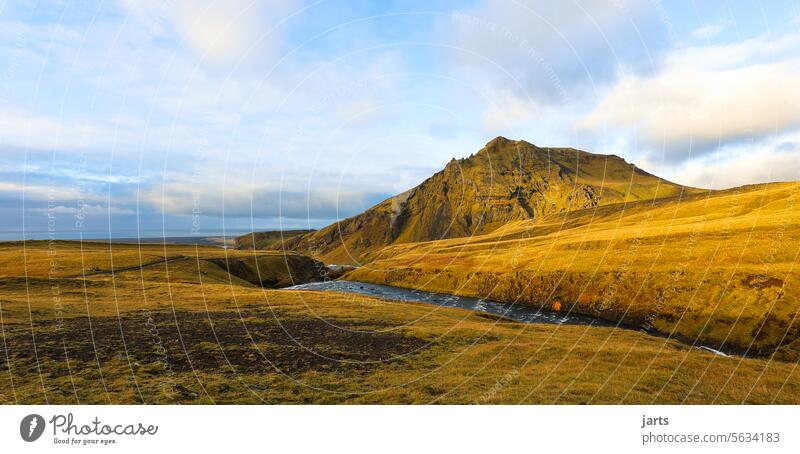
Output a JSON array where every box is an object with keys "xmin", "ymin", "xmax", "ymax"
[{"xmin": 287, "ymin": 280, "xmax": 613, "ymax": 327}]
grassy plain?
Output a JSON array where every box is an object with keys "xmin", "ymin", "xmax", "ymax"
[{"xmin": 1, "ymin": 240, "xmax": 799, "ymax": 403}]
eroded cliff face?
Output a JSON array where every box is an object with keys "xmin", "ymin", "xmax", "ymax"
[
  {"xmin": 208, "ymin": 253, "xmax": 328, "ymax": 288},
  {"xmin": 270, "ymin": 137, "xmax": 694, "ymax": 264}
]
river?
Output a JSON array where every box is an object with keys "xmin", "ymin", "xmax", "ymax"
[{"xmin": 287, "ymin": 280, "xmax": 613, "ymax": 327}]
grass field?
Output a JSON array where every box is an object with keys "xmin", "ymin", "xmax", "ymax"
[
  {"xmin": 348, "ymin": 182, "xmax": 800, "ymax": 360},
  {"xmin": 1, "ymin": 240, "xmax": 799, "ymax": 403}
]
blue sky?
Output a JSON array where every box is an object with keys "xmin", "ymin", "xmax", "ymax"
[{"xmin": 1, "ymin": 0, "xmax": 799, "ymax": 239}]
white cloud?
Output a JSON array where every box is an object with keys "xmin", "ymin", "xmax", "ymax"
[
  {"xmin": 0, "ymin": 108, "xmax": 117, "ymax": 152},
  {"xmin": 444, "ymin": 0, "xmax": 654, "ymax": 103},
  {"xmin": 581, "ymin": 31, "xmax": 800, "ymax": 160},
  {"xmin": 29, "ymin": 204, "xmax": 136, "ymax": 216},
  {"xmin": 0, "ymin": 107, "xmax": 220, "ymax": 156},
  {"xmin": 666, "ymin": 31, "xmax": 800, "ymax": 69},
  {"xmin": 142, "ymin": 181, "xmax": 385, "ymax": 219},
  {"xmin": 671, "ymin": 132, "xmax": 800, "ymax": 189},
  {"xmin": 0, "ymin": 182, "xmax": 83, "ymax": 201},
  {"xmin": 119, "ymin": 0, "xmax": 301, "ymax": 65},
  {"xmin": 481, "ymin": 91, "xmax": 539, "ymax": 131},
  {"xmin": 334, "ymin": 100, "xmax": 383, "ymax": 126},
  {"xmin": 690, "ymin": 23, "xmax": 723, "ymax": 41},
  {"xmin": 449, "ymin": 0, "xmax": 650, "ymax": 56}
]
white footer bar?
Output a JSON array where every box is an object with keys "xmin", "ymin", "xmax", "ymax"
[{"xmin": 1, "ymin": 405, "xmax": 796, "ymax": 453}]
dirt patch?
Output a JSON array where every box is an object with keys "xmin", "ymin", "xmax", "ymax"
[
  {"xmin": 1, "ymin": 310, "xmax": 428, "ymax": 376},
  {"xmin": 742, "ymin": 274, "xmax": 784, "ymax": 290}
]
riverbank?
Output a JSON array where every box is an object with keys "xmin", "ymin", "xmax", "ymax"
[{"xmin": 289, "ymin": 280, "xmax": 736, "ymax": 358}]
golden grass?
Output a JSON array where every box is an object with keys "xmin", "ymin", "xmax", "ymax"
[
  {"xmin": 0, "ymin": 240, "xmax": 306, "ymax": 278},
  {"xmin": 348, "ymin": 182, "xmax": 800, "ymax": 359},
  {"xmin": 235, "ymin": 230, "xmax": 314, "ymax": 250},
  {"xmin": 1, "ymin": 240, "xmax": 799, "ymax": 403}
]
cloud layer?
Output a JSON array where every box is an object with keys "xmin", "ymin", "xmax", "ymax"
[
  {"xmin": 1, "ymin": 1, "xmax": 799, "ymax": 236},
  {"xmin": 582, "ymin": 31, "xmax": 800, "ymax": 161}
]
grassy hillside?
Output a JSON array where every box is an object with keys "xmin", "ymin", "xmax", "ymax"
[
  {"xmin": 0, "ymin": 241, "xmax": 798, "ymax": 403},
  {"xmin": 274, "ymin": 137, "xmax": 697, "ymax": 265},
  {"xmin": 0, "ymin": 240, "xmax": 328, "ymax": 288},
  {"xmin": 348, "ymin": 182, "xmax": 800, "ymax": 359},
  {"xmin": 235, "ymin": 230, "xmax": 315, "ymax": 250}
]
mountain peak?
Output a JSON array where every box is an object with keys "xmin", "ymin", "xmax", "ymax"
[
  {"xmin": 478, "ymin": 136, "xmax": 548, "ymax": 159},
  {"xmin": 271, "ymin": 138, "xmax": 696, "ymax": 264},
  {"xmin": 481, "ymin": 135, "xmax": 522, "ymax": 152},
  {"xmin": 486, "ymin": 135, "xmax": 512, "ymax": 146}
]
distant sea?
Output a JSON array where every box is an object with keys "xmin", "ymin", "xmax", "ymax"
[{"xmin": 0, "ymin": 229, "xmax": 262, "ymax": 242}]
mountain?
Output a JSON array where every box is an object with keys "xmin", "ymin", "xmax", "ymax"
[{"xmin": 269, "ymin": 137, "xmax": 699, "ymax": 264}]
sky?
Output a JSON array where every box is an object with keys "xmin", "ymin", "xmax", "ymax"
[{"xmin": 1, "ymin": 0, "xmax": 800, "ymax": 239}]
